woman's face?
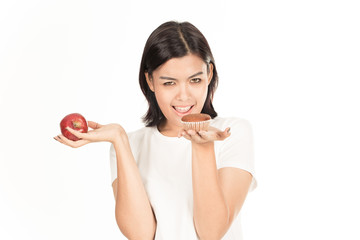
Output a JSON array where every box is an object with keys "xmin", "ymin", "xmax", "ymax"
[{"xmin": 146, "ymin": 54, "xmax": 213, "ymax": 135}]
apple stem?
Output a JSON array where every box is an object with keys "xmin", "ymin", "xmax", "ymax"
[{"xmin": 73, "ymin": 121, "xmax": 81, "ymax": 128}]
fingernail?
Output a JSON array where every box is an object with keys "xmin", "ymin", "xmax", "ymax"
[{"xmin": 227, "ymin": 128, "xmax": 231, "ymax": 133}]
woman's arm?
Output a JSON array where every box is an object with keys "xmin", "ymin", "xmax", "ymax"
[
  {"xmin": 112, "ymin": 131, "xmax": 156, "ymax": 240},
  {"xmin": 191, "ymin": 142, "xmax": 229, "ymax": 239},
  {"xmin": 191, "ymin": 142, "xmax": 252, "ymax": 240},
  {"xmin": 55, "ymin": 122, "xmax": 156, "ymax": 239},
  {"xmin": 180, "ymin": 127, "xmax": 252, "ymax": 239}
]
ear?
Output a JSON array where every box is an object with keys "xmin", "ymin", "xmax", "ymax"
[
  {"xmin": 145, "ymin": 72, "xmax": 155, "ymax": 92},
  {"xmin": 207, "ymin": 63, "xmax": 214, "ymax": 85}
]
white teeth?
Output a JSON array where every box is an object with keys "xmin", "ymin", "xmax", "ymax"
[{"xmin": 174, "ymin": 106, "xmax": 192, "ymax": 113}]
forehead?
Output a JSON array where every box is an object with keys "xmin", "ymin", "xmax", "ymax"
[{"xmin": 153, "ymin": 54, "xmax": 207, "ymax": 77}]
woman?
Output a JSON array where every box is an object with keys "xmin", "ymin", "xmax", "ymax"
[{"xmin": 55, "ymin": 21, "xmax": 256, "ymax": 240}]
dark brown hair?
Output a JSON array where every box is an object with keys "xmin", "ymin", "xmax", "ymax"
[{"xmin": 139, "ymin": 21, "xmax": 218, "ymax": 127}]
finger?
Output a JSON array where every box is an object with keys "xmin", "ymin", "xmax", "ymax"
[
  {"xmin": 67, "ymin": 126, "xmax": 103, "ymax": 142},
  {"xmin": 224, "ymin": 127, "xmax": 231, "ymax": 137},
  {"xmin": 178, "ymin": 130, "xmax": 186, "ymax": 138},
  {"xmin": 192, "ymin": 131, "xmax": 206, "ymax": 142},
  {"xmin": 197, "ymin": 130, "xmax": 207, "ymax": 139},
  {"xmin": 88, "ymin": 121, "xmax": 102, "ymax": 130},
  {"xmin": 66, "ymin": 127, "xmax": 88, "ymax": 139},
  {"xmin": 217, "ymin": 128, "xmax": 231, "ymax": 140},
  {"xmin": 182, "ymin": 129, "xmax": 204, "ymax": 142},
  {"xmin": 57, "ymin": 134, "xmax": 89, "ymax": 148},
  {"xmin": 186, "ymin": 129, "xmax": 197, "ymax": 136},
  {"xmin": 54, "ymin": 135, "xmax": 66, "ymax": 145},
  {"xmin": 186, "ymin": 129, "xmax": 203, "ymax": 141},
  {"xmin": 198, "ymin": 130, "xmax": 207, "ymax": 136},
  {"xmin": 180, "ymin": 131, "xmax": 192, "ymax": 140},
  {"xmin": 54, "ymin": 135, "xmax": 70, "ymax": 146},
  {"xmin": 199, "ymin": 129, "xmax": 226, "ymax": 142}
]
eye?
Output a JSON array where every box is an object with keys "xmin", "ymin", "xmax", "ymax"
[
  {"xmin": 163, "ymin": 81, "xmax": 175, "ymax": 86},
  {"xmin": 190, "ymin": 78, "xmax": 201, "ymax": 83}
]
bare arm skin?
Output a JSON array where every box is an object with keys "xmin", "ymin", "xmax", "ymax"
[
  {"xmin": 111, "ymin": 132, "xmax": 156, "ymax": 240},
  {"xmin": 181, "ymin": 128, "xmax": 252, "ymax": 240},
  {"xmin": 54, "ymin": 122, "xmax": 156, "ymax": 239}
]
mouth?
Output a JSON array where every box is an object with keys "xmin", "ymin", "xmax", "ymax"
[{"xmin": 172, "ymin": 105, "xmax": 194, "ymax": 116}]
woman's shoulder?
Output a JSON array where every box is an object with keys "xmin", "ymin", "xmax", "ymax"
[
  {"xmin": 127, "ymin": 126, "xmax": 156, "ymax": 142},
  {"xmin": 211, "ymin": 116, "xmax": 252, "ymax": 132},
  {"xmin": 211, "ymin": 116, "xmax": 253, "ymax": 142}
]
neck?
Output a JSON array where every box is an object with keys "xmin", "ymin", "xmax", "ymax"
[{"xmin": 157, "ymin": 120, "xmax": 182, "ymax": 137}]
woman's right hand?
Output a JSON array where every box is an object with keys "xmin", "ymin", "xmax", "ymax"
[{"xmin": 54, "ymin": 121, "xmax": 125, "ymax": 148}]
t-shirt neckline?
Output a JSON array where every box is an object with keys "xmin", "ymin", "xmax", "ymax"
[{"xmin": 151, "ymin": 125, "xmax": 188, "ymax": 142}]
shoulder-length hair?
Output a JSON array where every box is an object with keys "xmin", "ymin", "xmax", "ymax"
[{"xmin": 139, "ymin": 21, "xmax": 219, "ymax": 127}]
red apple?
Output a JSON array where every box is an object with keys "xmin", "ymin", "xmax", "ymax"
[{"xmin": 60, "ymin": 113, "xmax": 88, "ymax": 141}]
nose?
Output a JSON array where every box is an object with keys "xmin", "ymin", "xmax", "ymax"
[{"xmin": 176, "ymin": 82, "xmax": 190, "ymax": 101}]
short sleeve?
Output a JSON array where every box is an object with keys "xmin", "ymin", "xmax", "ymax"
[
  {"xmin": 109, "ymin": 144, "xmax": 117, "ymax": 185},
  {"xmin": 217, "ymin": 118, "xmax": 257, "ymax": 191}
]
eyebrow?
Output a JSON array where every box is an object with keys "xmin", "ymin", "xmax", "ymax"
[{"xmin": 159, "ymin": 71, "xmax": 203, "ymax": 80}]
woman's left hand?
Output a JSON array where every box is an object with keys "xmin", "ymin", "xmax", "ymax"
[{"xmin": 178, "ymin": 126, "xmax": 231, "ymax": 144}]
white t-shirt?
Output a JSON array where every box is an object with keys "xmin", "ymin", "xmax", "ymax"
[{"xmin": 109, "ymin": 117, "xmax": 257, "ymax": 240}]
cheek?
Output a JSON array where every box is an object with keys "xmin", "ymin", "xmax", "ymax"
[
  {"xmin": 195, "ymin": 84, "xmax": 209, "ymax": 102},
  {"xmin": 154, "ymin": 89, "xmax": 172, "ymax": 109}
]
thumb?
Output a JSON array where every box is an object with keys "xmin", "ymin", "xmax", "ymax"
[
  {"xmin": 223, "ymin": 127, "xmax": 231, "ymax": 138},
  {"xmin": 88, "ymin": 121, "xmax": 102, "ymax": 129}
]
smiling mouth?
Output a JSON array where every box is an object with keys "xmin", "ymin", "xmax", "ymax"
[{"xmin": 173, "ymin": 105, "xmax": 194, "ymax": 114}]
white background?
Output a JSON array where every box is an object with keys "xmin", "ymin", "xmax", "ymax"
[{"xmin": 1, "ymin": 0, "xmax": 359, "ymax": 239}]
